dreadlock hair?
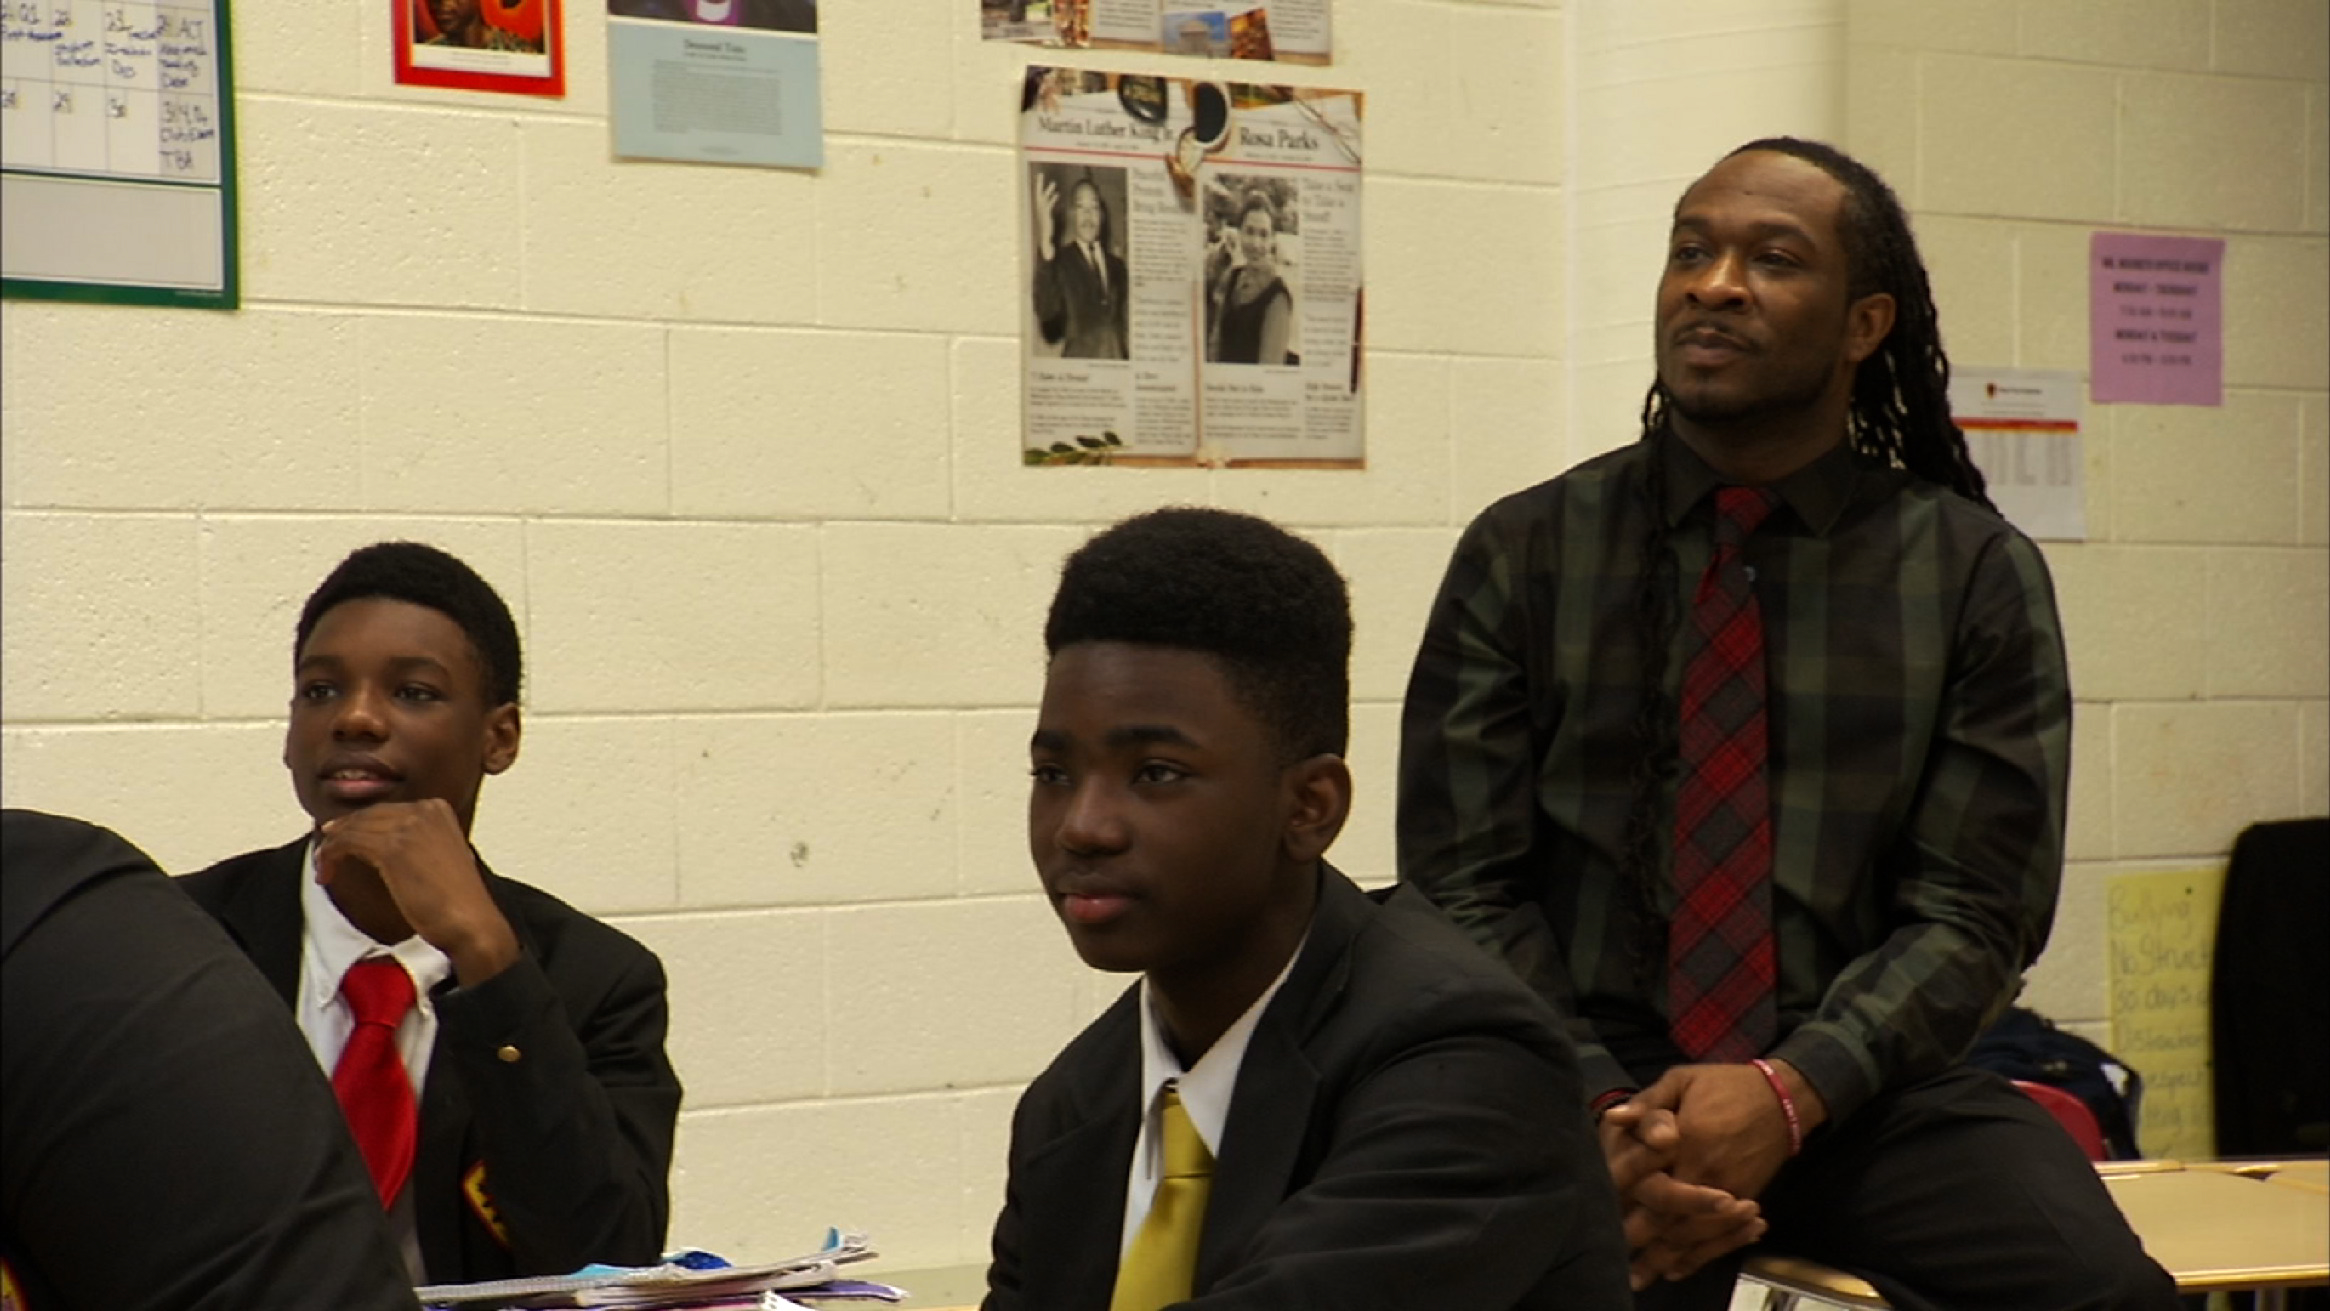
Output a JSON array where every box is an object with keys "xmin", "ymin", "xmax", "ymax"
[
  {"xmin": 1044, "ymin": 507, "xmax": 1350, "ymax": 764},
  {"xmin": 1617, "ymin": 137, "xmax": 1991, "ymax": 986},
  {"xmin": 296, "ymin": 541, "xmax": 524, "ymax": 708}
]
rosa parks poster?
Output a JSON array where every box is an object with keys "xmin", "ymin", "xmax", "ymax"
[{"xmin": 1020, "ymin": 67, "xmax": 1362, "ymax": 468}]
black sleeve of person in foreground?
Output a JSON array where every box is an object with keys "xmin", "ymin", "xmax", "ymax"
[{"xmin": 2, "ymin": 809, "xmax": 417, "ymax": 1311}]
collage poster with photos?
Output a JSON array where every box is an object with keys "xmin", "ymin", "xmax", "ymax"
[
  {"xmin": 982, "ymin": 0, "xmax": 1328, "ymax": 64},
  {"xmin": 1019, "ymin": 66, "xmax": 1363, "ymax": 469}
]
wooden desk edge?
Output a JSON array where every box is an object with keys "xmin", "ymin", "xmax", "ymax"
[
  {"xmin": 1739, "ymin": 1253, "xmax": 1887, "ymax": 1306},
  {"xmin": 2164, "ymin": 1265, "xmax": 2330, "ymax": 1291},
  {"xmin": 2187, "ymin": 1159, "xmax": 2330, "ymax": 1195},
  {"xmin": 2097, "ymin": 1158, "xmax": 2186, "ymax": 1176}
]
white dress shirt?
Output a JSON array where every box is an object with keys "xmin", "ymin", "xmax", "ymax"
[
  {"xmin": 296, "ymin": 839, "xmax": 454, "ymax": 1279},
  {"xmin": 1118, "ymin": 935, "xmax": 1307, "ymax": 1259}
]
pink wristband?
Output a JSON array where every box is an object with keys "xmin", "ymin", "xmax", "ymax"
[{"xmin": 1750, "ymin": 1058, "xmax": 1803, "ymax": 1156}]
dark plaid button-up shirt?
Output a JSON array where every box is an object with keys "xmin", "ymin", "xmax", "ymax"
[{"xmin": 1397, "ymin": 433, "xmax": 2071, "ymax": 1125}]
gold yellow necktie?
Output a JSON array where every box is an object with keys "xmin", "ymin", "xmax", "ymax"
[{"xmin": 1110, "ymin": 1084, "xmax": 1214, "ymax": 1311}]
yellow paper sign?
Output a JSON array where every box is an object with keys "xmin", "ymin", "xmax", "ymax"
[{"xmin": 2107, "ymin": 866, "xmax": 2225, "ymax": 1161}]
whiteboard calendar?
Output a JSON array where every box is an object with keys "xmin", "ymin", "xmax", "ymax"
[{"xmin": 2, "ymin": 0, "xmax": 237, "ymax": 308}]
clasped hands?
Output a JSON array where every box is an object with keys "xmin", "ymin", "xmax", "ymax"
[{"xmin": 1599, "ymin": 1061, "xmax": 1825, "ymax": 1291}]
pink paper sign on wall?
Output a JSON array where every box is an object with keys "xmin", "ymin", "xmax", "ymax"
[{"xmin": 2090, "ymin": 232, "xmax": 2224, "ymax": 407}]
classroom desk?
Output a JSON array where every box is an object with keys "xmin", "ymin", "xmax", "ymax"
[
  {"xmin": 1740, "ymin": 1160, "xmax": 2330, "ymax": 1311},
  {"xmin": 855, "ymin": 1262, "xmax": 984, "ymax": 1310},
  {"xmin": 2270, "ymin": 1160, "xmax": 2330, "ymax": 1193},
  {"xmin": 877, "ymin": 1166, "xmax": 2330, "ymax": 1311},
  {"xmin": 2193, "ymin": 1157, "xmax": 2330, "ymax": 1194},
  {"xmin": 2101, "ymin": 1166, "xmax": 2329, "ymax": 1307}
]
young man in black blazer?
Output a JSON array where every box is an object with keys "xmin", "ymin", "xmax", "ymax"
[
  {"xmin": 179, "ymin": 541, "xmax": 681, "ymax": 1284},
  {"xmin": 984, "ymin": 508, "xmax": 1630, "ymax": 1310}
]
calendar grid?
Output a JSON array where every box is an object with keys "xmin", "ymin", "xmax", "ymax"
[{"xmin": 2, "ymin": 0, "xmax": 236, "ymax": 306}]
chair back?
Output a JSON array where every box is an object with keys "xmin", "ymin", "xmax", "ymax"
[{"xmin": 2015, "ymin": 1079, "xmax": 2109, "ymax": 1161}]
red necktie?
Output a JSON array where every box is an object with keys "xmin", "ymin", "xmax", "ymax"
[
  {"xmin": 1669, "ymin": 486, "xmax": 1781, "ymax": 1063},
  {"xmin": 334, "ymin": 958, "xmax": 419, "ymax": 1207}
]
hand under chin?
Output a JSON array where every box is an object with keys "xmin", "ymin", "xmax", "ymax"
[{"xmin": 322, "ymin": 862, "xmax": 415, "ymax": 946}]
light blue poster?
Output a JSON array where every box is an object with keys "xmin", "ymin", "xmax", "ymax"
[{"xmin": 608, "ymin": 0, "xmax": 820, "ymax": 169}]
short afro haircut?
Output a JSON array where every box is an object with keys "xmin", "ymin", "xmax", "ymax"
[
  {"xmin": 295, "ymin": 541, "xmax": 523, "ymax": 708},
  {"xmin": 1044, "ymin": 507, "xmax": 1350, "ymax": 760}
]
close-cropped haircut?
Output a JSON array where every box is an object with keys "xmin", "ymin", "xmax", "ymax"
[
  {"xmin": 1044, "ymin": 507, "xmax": 1350, "ymax": 761},
  {"xmin": 294, "ymin": 541, "xmax": 524, "ymax": 708}
]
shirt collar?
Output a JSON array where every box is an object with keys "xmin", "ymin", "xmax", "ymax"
[
  {"xmin": 1133, "ymin": 929, "xmax": 1309, "ymax": 1162},
  {"xmin": 301, "ymin": 838, "xmax": 453, "ymax": 1010},
  {"xmin": 1657, "ymin": 426, "xmax": 1864, "ymax": 537}
]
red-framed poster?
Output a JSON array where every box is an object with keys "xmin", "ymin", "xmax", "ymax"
[{"xmin": 394, "ymin": 0, "xmax": 566, "ymax": 97}]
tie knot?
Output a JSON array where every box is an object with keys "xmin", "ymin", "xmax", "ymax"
[
  {"xmin": 1156, "ymin": 1086, "xmax": 1213, "ymax": 1180},
  {"xmin": 1713, "ymin": 486, "xmax": 1779, "ymax": 545},
  {"xmin": 341, "ymin": 958, "xmax": 415, "ymax": 1027}
]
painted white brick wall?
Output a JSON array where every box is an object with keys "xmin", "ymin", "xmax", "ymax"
[
  {"xmin": 1846, "ymin": 0, "xmax": 2330, "ymax": 1053},
  {"xmin": 4, "ymin": 309, "xmax": 365, "ymax": 509}
]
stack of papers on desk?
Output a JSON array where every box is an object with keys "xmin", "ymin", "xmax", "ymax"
[{"xmin": 418, "ymin": 1231, "xmax": 898, "ymax": 1309}]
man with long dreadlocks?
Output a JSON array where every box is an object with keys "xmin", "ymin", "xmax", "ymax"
[{"xmin": 1397, "ymin": 139, "xmax": 2177, "ymax": 1310}]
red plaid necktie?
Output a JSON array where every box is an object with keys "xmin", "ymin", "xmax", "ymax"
[
  {"xmin": 1669, "ymin": 485, "xmax": 1781, "ymax": 1063},
  {"xmin": 334, "ymin": 958, "xmax": 419, "ymax": 1207}
]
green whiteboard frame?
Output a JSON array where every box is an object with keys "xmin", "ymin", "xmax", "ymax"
[{"xmin": 1, "ymin": 0, "xmax": 240, "ymax": 311}]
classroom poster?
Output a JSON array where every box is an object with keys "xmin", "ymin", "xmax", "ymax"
[
  {"xmin": 608, "ymin": 0, "xmax": 820, "ymax": 167},
  {"xmin": 394, "ymin": 0, "xmax": 566, "ymax": 97},
  {"xmin": 2107, "ymin": 865, "xmax": 2224, "ymax": 1161},
  {"xmin": 1019, "ymin": 66, "xmax": 1363, "ymax": 468},
  {"xmin": 1950, "ymin": 367, "xmax": 2086, "ymax": 541},
  {"xmin": 981, "ymin": 0, "xmax": 1330, "ymax": 64},
  {"xmin": 2090, "ymin": 232, "xmax": 2223, "ymax": 407},
  {"xmin": 2, "ymin": 0, "xmax": 239, "ymax": 307}
]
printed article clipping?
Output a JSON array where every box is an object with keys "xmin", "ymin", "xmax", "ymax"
[
  {"xmin": 1020, "ymin": 66, "xmax": 1363, "ymax": 468},
  {"xmin": 982, "ymin": 0, "xmax": 1329, "ymax": 64}
]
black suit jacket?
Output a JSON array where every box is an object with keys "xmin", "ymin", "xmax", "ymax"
[
  {"xmin": 1033, "ymin": 242, "xmax": 1130, "ymax": 360},
  {"xmin": 178, "ymin": 838, "xmax": 682, "ymax": 1283},
  {"xmin": 984, "ymin": 867, "xmax": 1630, "ymax": 1310},
  {"xmin": 4, "ymin": 812, "xmax": 417, "ymax": 1310}
]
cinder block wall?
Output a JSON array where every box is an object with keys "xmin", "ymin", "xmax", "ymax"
[
  {"xmin": 1846, "ymin": 0, "xmax": 2330, "ymax": 1045},
  {"xmin": 0, "ymin": 2, "xmax": 1564, "ymax": 1270}
]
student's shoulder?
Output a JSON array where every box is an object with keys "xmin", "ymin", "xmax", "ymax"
[
  {"xmin": 1031, "ymin": 982, "xmax": 1140, "ymax": 1080},
  {"xmin": 481, "ymin": 868, "xmax": 666, "ymax": 980},
  {"xmin": 1014, "ymin": 984, "xmax": 1141, "ymax": 1125},
  {"xmin": 175, "ymin": 839, "xmax": 304, "ymax": 909},
  {"xmin": 1358, "ymin": 884, "xmax": 1550, "ymax": 994},
  {"xmin": 1333, "ymin": 882, "xmax": 1570, "ymax": 1055},
  {"xmin": 3, "ymin": 810, "xmax": 172, "ymax": 954}
]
